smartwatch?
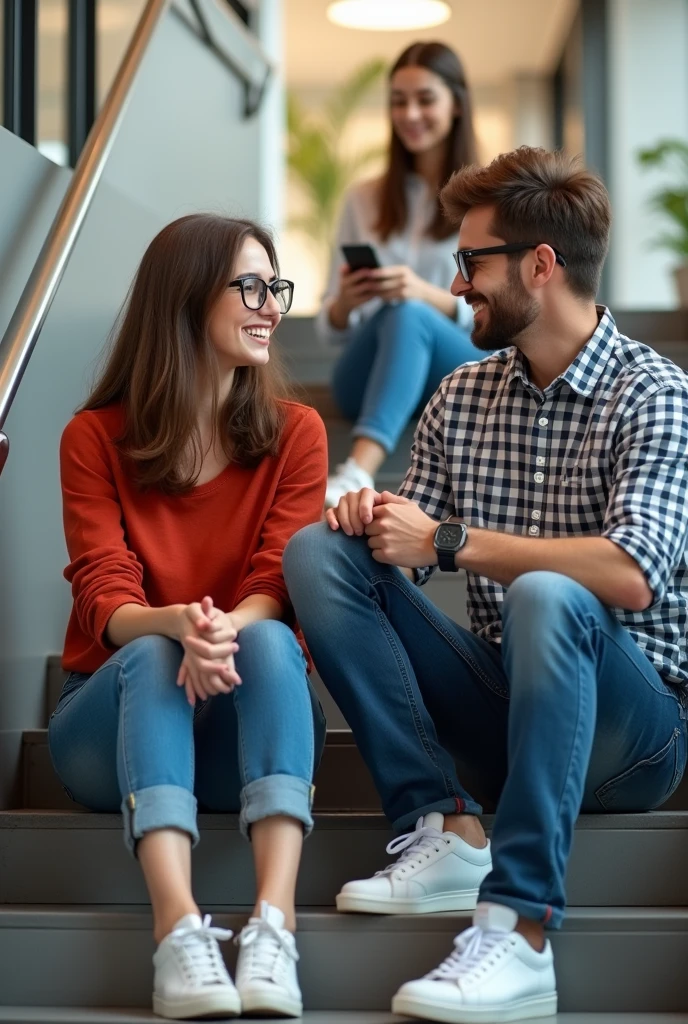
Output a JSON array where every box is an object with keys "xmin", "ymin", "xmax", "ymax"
[{"xmin": 433, "ymin": 518, "xmax": 468, "ymax": 572}]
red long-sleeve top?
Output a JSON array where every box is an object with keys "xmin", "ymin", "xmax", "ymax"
[{"xmin": 60, "ymin": 400, "xmax": 327, "ymax": 673}]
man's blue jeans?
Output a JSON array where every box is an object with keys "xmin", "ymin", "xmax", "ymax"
[
  {"xmin": 283, "ymin": 525, "xmax": 688, "ymax": 928},
  {"xmin": 332, "ymin": 300, "xmax": 484, "ymax": 454},
  {"xmin": 48, "ymin": 621, "xmax": 326, "ymax": 853}
]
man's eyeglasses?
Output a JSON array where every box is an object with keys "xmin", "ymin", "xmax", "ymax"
[
  {"xmin": 452, "ymin": 243, "xmax": 567, "ymax": 284},
  {"xmin": 228, "ymin": 275, "xmax": 294, "ymax": 314}
]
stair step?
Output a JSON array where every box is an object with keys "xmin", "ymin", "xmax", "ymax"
[
  {"xmin": 0, "ymin": 1013, "xmax": 392, "ymax": 1024},
  {"xmin": 3, "ymin": 1016, "xmax": 687, "ymax": 1024},
  {"xmin": 1, "ymin": 905, "xmax": 687, "ymax": 1011},
  {"xmin": 1, "ymin": 1015, "xmax": 686, "ymax": 1024},
  {"xmin": 22, "ymin": 727, "xmax": 381, "ymax": 813},
  {"xmin": 2, "ymin": 808, "xmax": 688, "ymax": 907}
]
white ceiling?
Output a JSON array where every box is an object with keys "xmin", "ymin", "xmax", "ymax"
[{"xmin": 284, "ymin": 0, "xmax": 579, "ymax": 88}]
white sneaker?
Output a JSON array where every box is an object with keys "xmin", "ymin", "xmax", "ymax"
[
  {"xmin": 235, "ymin": 900, "xmax": 303, "ymax": 1017},
  {"xmin": 337, "ymin": 812, "xmax": 492, "ymax": 915},
  {"xmin": 391, "ymin": 902, "xmax": 557, "ymax": 1023},
  {"xmin": 325, "ymin": 456, "xmax": 375, "ymax": 509},
  {"xmin": 152, "ymin": 913, "xmax": 240, "ymax": 1020}
]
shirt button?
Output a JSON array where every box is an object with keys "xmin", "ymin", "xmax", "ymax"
[
  {"xmin": 534, "ymin": 472, "xmax": 545, "ymax": 483},
  {"xmin": 529, "ymin": 525, "xmax": 540, "ymax": 536},
  {"xmin": 536, "ymin": 456, "xmax": 546, "ymax": 466},
  {"xmin": 532, "ymin": 510, "xmax": 541, "ymax": 520},
  {"xmin": 538, "ymin": 417, "xmax": 549, "ymax": 427}
]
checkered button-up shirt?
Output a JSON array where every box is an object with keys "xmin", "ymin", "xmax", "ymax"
[{"xmin": 400, "ymin": 307, "xmax": 688, "ymax": 688}]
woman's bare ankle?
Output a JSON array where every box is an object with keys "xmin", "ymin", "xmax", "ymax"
[
  {"xmin": 154, "ymin": 902, "xmax": 201, "ymax": 946},
  {"xmin": 350, "ymin": 437, "xmax": 386, "ymax": 476},
  {"xmin": 442, "ymin": 812, "xmax": 488, "ymax": 849}
]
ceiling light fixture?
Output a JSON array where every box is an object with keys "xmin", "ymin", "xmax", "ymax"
[{"xmin": 326, "ymin": 0, "xmax": 451, "ymax": 32}]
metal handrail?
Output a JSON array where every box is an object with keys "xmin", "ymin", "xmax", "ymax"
[{"xmin": 0, "ymin": 0, "xmax": 170, "ymax": 477}]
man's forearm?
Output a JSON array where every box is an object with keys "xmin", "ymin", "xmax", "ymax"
[{"xmin": 455, "ymin": 529, "xmax": 653, "ymax": 612}]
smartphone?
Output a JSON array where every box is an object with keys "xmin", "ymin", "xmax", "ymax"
[{"xmin": 341, "ymin": 243, "xmax": 380, "ymax": 271}]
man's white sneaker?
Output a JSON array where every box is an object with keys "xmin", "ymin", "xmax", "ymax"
[
  {"xmin": 325, "ymin": 457, "xmax": 375, "ymax": 509},
  {"xmin": 152, "ymin": 913, "xmax": 240, "ymax": 1020},
  {"xmin": 235, "ymin": 901, "xmax": 303, "ymax": 1017},
  {"xmin": 337, "ymin": 812, "xmax": 492, "ymax": 915},
  {"xmin": 391, "ymin": 902, "xmax": 557, "ymax": 1024}
]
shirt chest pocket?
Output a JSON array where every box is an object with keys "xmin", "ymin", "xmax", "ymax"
[{"xmin": 558, "ymin": 451, "xmax": 611, "ymax": 523}]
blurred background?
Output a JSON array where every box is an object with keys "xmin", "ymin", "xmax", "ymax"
[{"xmin": 6, "ymin": 0, "xmax": 688, "ymax": 314}]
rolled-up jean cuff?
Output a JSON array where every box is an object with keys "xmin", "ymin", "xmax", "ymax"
[
  {"xmin": 240, "ymin": 774, "xmax": 314, "ymax": 839},
  {"xmin": 121, "ymin": 784, "xmax": 199, "ymax": 856},
  {"xmin": 477, "ymin": 890, "xmax": 563, "ymax": 931},
  {"xmin": 394, "ymin": 796, "xmax": 481, "ymax": 834}
]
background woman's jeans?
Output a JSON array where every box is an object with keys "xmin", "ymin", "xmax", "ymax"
[
  {"xmin": 48, "ymin": 620, "xmax": 326, "ymax": 854},
  {"xmin": 332, "ymin": 300, "xmax": 484, "ymax": 454},
  {"xmin": 283, "ymin": 525, "xmax": 688, "ymax": 928}
]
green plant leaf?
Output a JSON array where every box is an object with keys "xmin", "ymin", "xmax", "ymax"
[
  {"xmin": 636, "ymin": 137, "xmax": 688, "ymax": 254},
  {"xmin": 285, "ymin": 58, "xmax": 388, "ymax": 267},
  {"xmin": 325, "ymin": 58, "xmax": 387, "ymax": 137}
]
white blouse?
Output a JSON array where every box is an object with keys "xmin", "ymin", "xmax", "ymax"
[{"xmin": 315, "ymin": 173, "xmax": 473, "ymax": 346}]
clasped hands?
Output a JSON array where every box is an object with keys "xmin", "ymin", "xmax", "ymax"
[
  {"xmin": 176, "ymin": 596, "xmax": 241, "ymax": 706},
  {"xmin": 325, "ymin": 488, "xmax": 439, "ymax": 569}
]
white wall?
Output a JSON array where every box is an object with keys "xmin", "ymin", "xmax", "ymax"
[
  {"xmin": 608, "ymin": 0, "xmax": 688, "ymax": 308},
  {"xmin": 102, "ymin": 0, "xmax": 274, "ymax": 225},
  {"xmin": 0, "ymin": 129, "xmax": 162, "ymax": 803}
]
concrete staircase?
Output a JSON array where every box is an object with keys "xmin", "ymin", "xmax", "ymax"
[{"xmin": 3, "ymin": 314, "xmax": 688, "ymax": 1021}]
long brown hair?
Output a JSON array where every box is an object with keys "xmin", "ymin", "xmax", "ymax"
[
  {"xmin": 81, "ymin": 214, "xmax": 291, "ymax": 493},
  {"xmin": 375, "ymin": 41, "xmax": 478, "ymax": 242},
  {"xmin": 440, "ymin": 147, "xmax": 611, "ymax": 299}
]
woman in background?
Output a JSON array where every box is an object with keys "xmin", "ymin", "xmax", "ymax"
[{"xmin": 319, "ymin": 41, "xmax": 484, "ymax": 507}]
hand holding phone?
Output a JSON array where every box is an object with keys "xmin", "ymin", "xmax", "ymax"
[
  {"xmin": 329, "ymin": 248, "xmax": 380, "ymax": 329},
  {"xmin": 341, "ymin": 243, "xmax": 380, "ymax": 271}
]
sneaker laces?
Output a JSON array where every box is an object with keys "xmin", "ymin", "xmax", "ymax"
[
  {"xmin": 169, "ymin": 915, "xmax": 233, "ymax": 986},
  {"xmin": 237, "ymin": 918, "xmax": 299, "ymax": 984},
  {"xmin": 427, "ymin": 926, "xmax": 513, "ymax": 983},
  {"xmin": 378, "ymin": 816, "xmax": 448, "ymax": 876}
]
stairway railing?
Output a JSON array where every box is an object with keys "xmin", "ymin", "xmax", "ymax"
[{"xmin": 0, "ymin": 0, "xmax": 170, "ymax": 478}]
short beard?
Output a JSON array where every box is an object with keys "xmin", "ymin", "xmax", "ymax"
[{"xmin": 470, "ymin": 261, "xmax": 539, "ymax": 351}]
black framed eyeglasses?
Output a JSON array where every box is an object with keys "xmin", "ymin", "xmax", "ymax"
[
  {"xmin": 228, "ymin": 275, "xmax": 294, "ymax": 314},
  {"xmin": 452, "ymin": 243, "xmax": 567, "ymax": 283}
]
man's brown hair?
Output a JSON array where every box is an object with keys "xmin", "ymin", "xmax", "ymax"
[{"xmin": 440, "ymin": 146, "xmax": 611, "ymax": 299}]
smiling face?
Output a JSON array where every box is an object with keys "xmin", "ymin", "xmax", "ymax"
[
  {"xmin": 206, "ymin": 236, "xmax": 282, "ymax": 373},
  {"xmin": 389, "ymin": 65, "xmax": 457, "ymax": 157},
  {"xmin": 452, "ymin": 206, "xmax": 540, "ymax": 351}
]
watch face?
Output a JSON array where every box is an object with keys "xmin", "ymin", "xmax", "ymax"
[{"xmin": 438, "ymin": 524, "xmax": 463, "ymax": 547}]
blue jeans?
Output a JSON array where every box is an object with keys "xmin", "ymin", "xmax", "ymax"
[
  {"xmin": 283, "ymin": 525, "xmax": 688, "ymax": 928},
  {"xmin": 332, "ymin": 300, "xmax": 483, "ymax": 454},
  {"xmin": 48, "ymin": 621, "xmax": 326, "ymax": 854}
]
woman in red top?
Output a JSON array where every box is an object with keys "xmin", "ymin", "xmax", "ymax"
[{"xmin": 48, "ymin": 214, "xmax": 328, "ymax": 1021}]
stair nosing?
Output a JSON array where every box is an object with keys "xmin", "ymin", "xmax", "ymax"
[
  {"xmin": 2, "ymin": 905, "xmax": 688, "ymax": 932},
  {"xmin": 3, "ymin": 808, "xmax": 688, "ymax": 829}
]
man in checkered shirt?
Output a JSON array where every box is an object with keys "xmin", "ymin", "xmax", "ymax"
[{"xmin": 284, "ymin": 147, "xmax": 688, "ymax": 1022}]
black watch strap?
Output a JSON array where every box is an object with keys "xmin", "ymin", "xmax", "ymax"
[{"xmin": 437, "ymin": 548, "xmax": 459, "ymax": 572}]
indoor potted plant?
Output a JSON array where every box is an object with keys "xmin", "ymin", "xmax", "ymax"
[
  {"xmin": 287, "ymin": 58, "xmax": 386, "ymax": 275},
  {"xmin": 637, "ymin": 139, "xmax": 688, "ymax": 307}
]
